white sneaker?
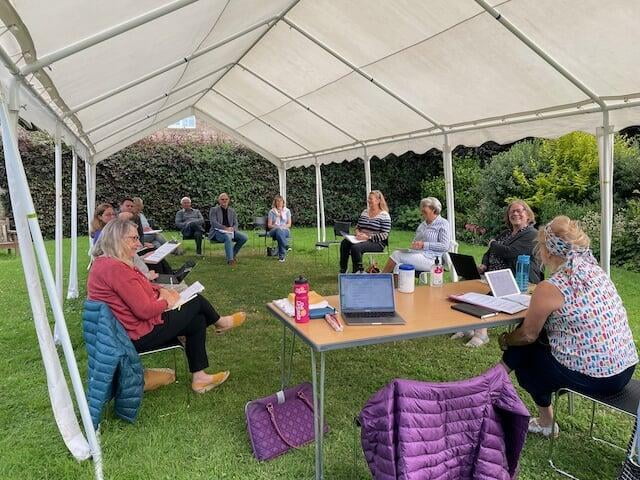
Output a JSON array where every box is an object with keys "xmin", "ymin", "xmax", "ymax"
[{"xmin": 528, "ymin": 417, "xmax": 559, "ymax": 438}]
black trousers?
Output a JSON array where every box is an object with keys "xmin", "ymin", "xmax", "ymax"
[
  {"xmin": 182, "ymin": 223, "xmax": 204, "ymax": 254},
  {"xmin": 132, "ymin": 294, "xmax": 220, "ymax": 373},
  {"xmin": 339, "ymin": 239, "xmax": 384, "ymax": 273},
  {"xmin": 503, "ymin": 339, "xmax": 635, "ymax": 407}
]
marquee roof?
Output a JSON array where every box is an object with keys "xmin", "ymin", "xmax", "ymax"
[{"xmin": 1, "ymin": 0, "xmax": 640, "ymax": 167}]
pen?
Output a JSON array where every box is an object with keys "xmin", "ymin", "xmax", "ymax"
[{"xmin": 325, "ymin": 313, "xmax": 343, "ymax": 332}]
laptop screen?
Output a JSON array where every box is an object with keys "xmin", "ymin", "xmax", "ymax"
[{"xmin": 339, "ymin": 274, "xmax": 395, "ymax": 313}]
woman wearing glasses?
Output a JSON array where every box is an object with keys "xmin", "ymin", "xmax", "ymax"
[
  {"xmin": 88, "ymin": 219, "xmax": 246, "ymax": 393},
  {"xmin": 453, "ymin": 199, "xmax": 541, "ymax": 347}
]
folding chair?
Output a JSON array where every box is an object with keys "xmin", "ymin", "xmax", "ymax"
[
  {"xmin": 549, "ymin": 379, "xmax": 640, "ymax": 479},
  {"xmin": 315, "ymin": 220, "xmax": 351, "ymax": 265},
  {"xmin": 362, "ymin": 237, "xmax": 391, "ymax": 270},
  {"xmin": 138, "ymin": 337, "xmax": 191, "ymax": 405},
  {"xmin": 251, "ymin": 215, "xmax": 269, "ymax": 251}
]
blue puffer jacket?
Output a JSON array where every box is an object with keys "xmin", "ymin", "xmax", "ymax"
[{"xmin": 82, "ymin": 300, "xmax": 144, "ymax": 428}]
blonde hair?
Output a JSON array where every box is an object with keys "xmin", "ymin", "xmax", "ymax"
[
  {"xmin": 536, "ymin": 215, "xmax": 590, "ymax": 270},
  {"xmin": 94, "ymin": 219, "xmax": 138, "ymax": 265},
  {"xmin": 505, "ymin": 199, "xmax": 535, "ymax": 228},
  {"xmin": 369, "ymin": 190, "xmax": 389, "ymax": 212},
  {"xmin": 272, "ymin": 194, "xmax": 286, "ymax": 208},
  {"xmin": 91, "ymin": 203, "xmax": 115, "ymax": 233}
]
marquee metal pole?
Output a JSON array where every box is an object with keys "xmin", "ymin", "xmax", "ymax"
[{"xmin": 66, "ymin": 148, "xmax": 78, "ymax": 299}]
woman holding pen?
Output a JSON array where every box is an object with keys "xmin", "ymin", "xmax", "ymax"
[{"xmin": 88, "ymin": 219, "xmax": 246, "ymax": 393}]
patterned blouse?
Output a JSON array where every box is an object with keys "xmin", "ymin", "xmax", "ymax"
[
  {"xmin": 356, "ymin": 209, "xmax": 392, "ymax": 244},
  {"xmin": 546, "ymin": 253, "xmax": 638, "ymax": 377}
]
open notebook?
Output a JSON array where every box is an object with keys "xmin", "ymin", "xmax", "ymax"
[{"xmin": 450, "ymin": 269, "xmax": 530, "ymax": 314}]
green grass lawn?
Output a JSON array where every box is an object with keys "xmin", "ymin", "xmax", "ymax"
[{"xmin": 0, "ymin": 227, "xmax": 638, "ymax": 479}]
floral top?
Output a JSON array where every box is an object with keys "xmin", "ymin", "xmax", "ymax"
[{"xmin": 546, "ymin": 252, "xmax": 638, "ymax": 377}]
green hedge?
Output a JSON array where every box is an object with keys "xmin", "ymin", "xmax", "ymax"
[{"xmin": 0, "ymin": 130, "xmax": 448, "ymax": 238}]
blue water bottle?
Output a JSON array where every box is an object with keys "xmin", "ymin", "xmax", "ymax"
[{"xmin": 516, "ymin": 255, "xmax": 530, "ymax": 293}]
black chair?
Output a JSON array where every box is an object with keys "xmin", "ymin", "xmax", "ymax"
[
  {"xmin": 138, "ymin": 337, "xmax": 190, "ymax": 405},
  {"xmin": 315, "ymin": 221, "xmax": 351, "ymax": 264},
  {"xmin": 549, "ymin": 379, "xmax": 640, "ymax": 479},
  {"xmin": 251, "ymin": 216, "xmax": 269, "ymax": 251}
]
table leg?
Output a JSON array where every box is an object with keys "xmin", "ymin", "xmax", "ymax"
[
  {"xmin": 311, "ymin": 349, "xmax": 325, "ymax": 480},
  {"xmin": 280, "ymin": 325, "xmax": 296, "ymax": 390}
]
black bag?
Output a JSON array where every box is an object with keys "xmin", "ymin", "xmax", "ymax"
[{"xmin": 266, "ymin": 246, "xmax": 277, "ymax": 257}]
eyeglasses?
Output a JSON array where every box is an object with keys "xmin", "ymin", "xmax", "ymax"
[
  {"xmin": 125, "ymin": 235, "xmax": 140, "ymax": 241},
  {"xmin": 510, "ymin": 208, "xmax": 526, "ymax": 214}
]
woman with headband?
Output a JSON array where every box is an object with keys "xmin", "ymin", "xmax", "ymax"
[{"xmin": 498, "ymin": 216, "xmax": 637, "ymax": 438}]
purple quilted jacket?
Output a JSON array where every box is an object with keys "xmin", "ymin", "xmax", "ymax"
[{"xmin": 359, "ymin": 365, "xmax": 529, "ymax": 480}]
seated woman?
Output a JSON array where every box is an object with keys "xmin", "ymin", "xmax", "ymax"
[
  {"xmin": 499, "ymin": 216, "xmax": 637, "ymax": 437},
  {"xmin": 454, "ymin": 199, "xmax": 542, "ymax": 347},
  {"xmin": 340, "ymin": 190, "xmax": 391, "ymax": 273},
  {"xmin": 267, "ymin": 194, "xmax": 292, "ymax": 262},
  {"xmin": 90, "ymin": 203, "xmax": 117, "ymax": 241},
  {"xmin": 382, "ymin": 197, "xmax": 450, "ymax": 274},
  {"xmin": 87, "ymin": 219, "xmax": 247, "ymax": 393}
]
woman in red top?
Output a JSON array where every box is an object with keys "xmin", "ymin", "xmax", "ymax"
[{"xmin": 88, "ymin": 219, "xmax": 246, "ymax": 393}]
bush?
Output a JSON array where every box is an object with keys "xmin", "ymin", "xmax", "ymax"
[
  {"xmin": 579, "ymin": 199, "xmax": 640, "ymax": 271},
  {"xmin": 476, "ymin": 139, "xmax": 545, "ymax": 235},
  {"xmin": 394, "ymin": 206, "xmax": 423, "ymax": 231}
]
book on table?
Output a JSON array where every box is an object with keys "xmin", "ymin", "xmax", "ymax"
[{"xmin": 449, "ymin": 292, "xmax": 529, "ymax": 314}]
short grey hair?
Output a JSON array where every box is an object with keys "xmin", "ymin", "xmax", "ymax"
[
  {"xmin": 93, "ymin": 219, "xmax": 137, "ymax": 263},
  {"xmin": 420, "ymin": 197, "xmax": 442, "ymax": 215},
  {"xmin": 180, "ymin": 196, "xmax": 191, "ymax": 204}
]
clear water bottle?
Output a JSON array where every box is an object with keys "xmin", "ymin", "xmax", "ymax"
[
  {"xmin": 430, "ymin": 256, "xmax": 444, "ymax": 287},
  {"xmin": 516, "ymin": 255, "xmax": 530, "ymax": 293}
]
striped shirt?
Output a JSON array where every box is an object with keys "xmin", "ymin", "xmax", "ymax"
[
  {"xmin": 414, "ymin": 215, "xmax": 450, "ymax": 257},
  {"xmin": 356, "ymin": 209, "xmax": 391, "ymax": 243}
]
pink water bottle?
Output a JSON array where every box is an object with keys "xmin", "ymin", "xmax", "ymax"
[{"xmin": 294, "ymin": 276, "xmax": 310, "ymax": 324}]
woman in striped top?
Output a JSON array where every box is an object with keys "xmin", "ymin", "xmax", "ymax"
[
  {"xmin": 382, "ymin": 197, "xmax": 450, "ymax": 274},
  {"xmin": 339, "ymin": 190, "xmax": 392, "ymax": 273}
]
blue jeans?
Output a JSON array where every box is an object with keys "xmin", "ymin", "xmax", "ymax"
[
  {"xmin": 210, "ymin": 230, "xmax": 248, "ymax": 261},
  {"xmin": 267, "ymin": 228, "xmax": 290, "ymax": 258}
]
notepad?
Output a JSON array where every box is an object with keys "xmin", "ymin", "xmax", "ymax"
[
  {"xmin": 143, "ymin": 242, "xmax": 180, "ymax": 263},
  {"xmin": 341, "ymin": 233, "xmax": 365, "ymax": 244},
  {"xmin": 166, "ymin": 281, "xmax": 204, "ymax": 311}
]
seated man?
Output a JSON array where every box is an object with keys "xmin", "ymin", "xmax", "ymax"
[
  {"xmin": 132, "ymin": 197, "xmax": 168, "ymax": 248},
  {"xmin": 208, "ymin": 192, "xmax": 248, "ymax": 266},
  {"xmin": 175, "ymin": 196, "xmax": 205, "ymax": 256}
]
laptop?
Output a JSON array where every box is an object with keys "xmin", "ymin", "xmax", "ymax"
[
  {"xmin": 338, "ymin": 273, "xmax": 405, "ymax": 325},
  {"xmin": 448, "ymin": 252, "xmax": 481, "ymax": 280},
  {"xmin": 153, "ymin": 261, "xmax": 196, "ymax": 285},
  {"xmin": 484, "ymin": 268, "xmax": 531, "ymax": 307}
]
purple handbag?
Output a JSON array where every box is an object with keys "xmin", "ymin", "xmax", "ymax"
[{"xmin": 245, "ymin": 382, "xmax": 329, "ymax": 461}]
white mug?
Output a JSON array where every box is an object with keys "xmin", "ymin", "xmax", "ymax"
[{"xmin": 418, "ymin": 271, "xmax": 429, "ymax": 285}]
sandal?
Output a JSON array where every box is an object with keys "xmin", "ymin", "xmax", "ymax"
[
  {"xmin": 528, "ymin": 417, "xmax": 559, "ymax": 438},
  {"xmin": 464, "ymin": 334, "xmax": 490, "ymax": 348},
  {"xmin": 450, "ymin": 330, "xmax": 475, "ymax": 340},
  {"xmin": 192, "ymin": 371, "xmax": 230, "ymax": 393},
  {"xmin": 214, "ymin": 311, "xmax": 246, "ymax": 335}
]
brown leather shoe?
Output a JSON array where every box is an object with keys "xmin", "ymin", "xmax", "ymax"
[
  {"xmin": 143, "ymin": 368, "xmax": 176, "ymax": 392},
  {"xmin": 228, "ymin": 258, "xmax": 237, "ymax": 267}
]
